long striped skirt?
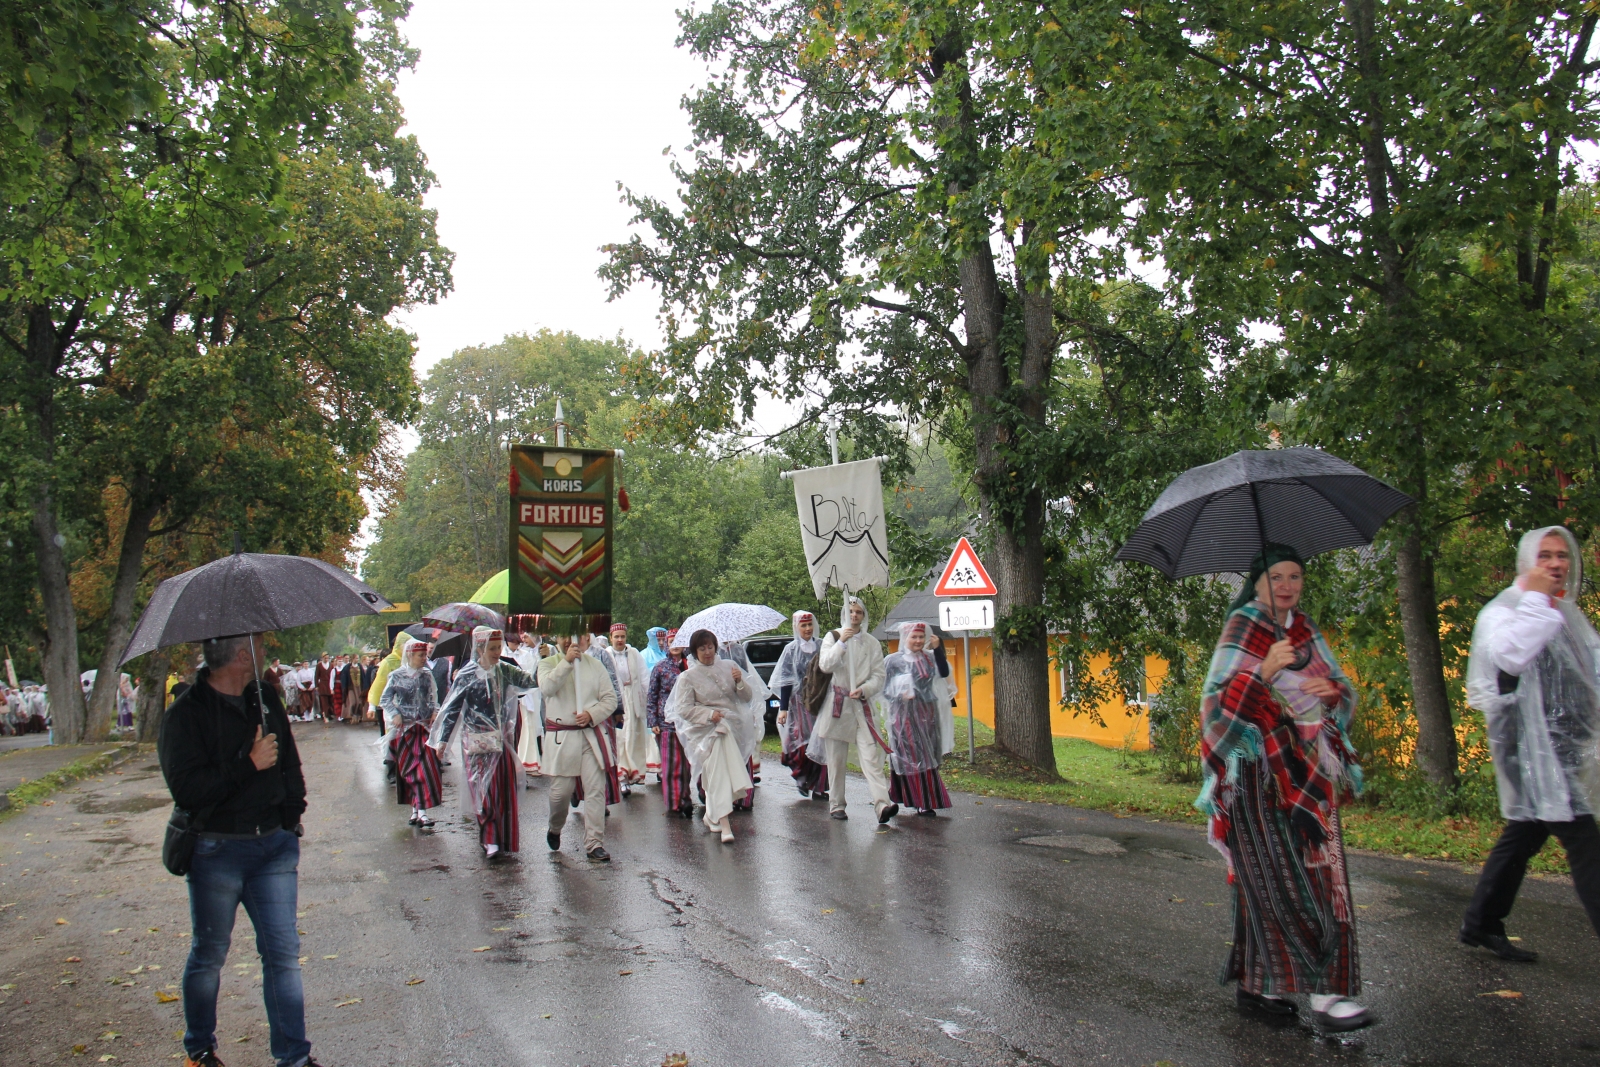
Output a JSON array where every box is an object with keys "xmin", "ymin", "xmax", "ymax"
[
  {"xmin": 781, "ymin": 746, "xmax": 829, "ymax": 795},
  {"xmin": 732, "ymin": 757, "xmax": 758, "ymax": 810},
  {"xmin": 393, "ymin": 724, "xmax": 442, "ymax": 810},
  {"xmin": 1222, "ymin": 758, "xmax": 1358, "ymax": 997},
  {"xmin": 659, "ymin": 729, "xmax": 693, "ymax": 814},
  {"xmin": 477, "ymin": 749, "xmax": 519, "ymax": 853},
  {"xmin": 890, "ymin": 768, "xmax": 950, "ymax": 811}
]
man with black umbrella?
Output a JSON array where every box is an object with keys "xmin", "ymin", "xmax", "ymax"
[{"xmin": 159, "ymin": 632, "xmax": 328, "ymax": 1067}]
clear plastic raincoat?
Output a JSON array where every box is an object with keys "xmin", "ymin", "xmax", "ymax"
[
  {"xmin": 807, "ymin": 596, "xmax": 887, "ymax": 764},
  {"xmin": 771, "ymin": 610, "xmax": 820, "ymax": 757},
  {"xmin": 380, "ymin": 639, "xmax": 438, "ymax": 734},
  {"xmin": 642, "ymin": 627, "xmax": 668, "ymax": 673},
  {"xmin": 429, "ymin": 627, "xmax": 537, "ymax": 819},
  {"xmin": 881, "ymin": 622, "xmax": 954, "ymax": 775},
  {"xmin": 664, "ymin": 656, "xmax": 762, "ymax": 823},
  {"xmin": 1467, "ymin": 525, "xmax": 1600, "ymax": 822}
]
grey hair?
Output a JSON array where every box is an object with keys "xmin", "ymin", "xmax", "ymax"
[{"xmin": 201, "ymin": 634, "xmax": 252, "ymax": 670}]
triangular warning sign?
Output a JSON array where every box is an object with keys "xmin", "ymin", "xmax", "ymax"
[{"xmin": 933, "ymin": 537, "xmax": 997, "ymax": 596}]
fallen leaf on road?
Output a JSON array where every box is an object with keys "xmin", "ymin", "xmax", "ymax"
[
  {"xmin": 619, "ymin": 970, "xmax": 633, "ymax": 976},
  {"xmin": 334, "ymin": 998, "xmax": 362, "ymax": 1008},
  {"xmin": 100, "ymin": 1032, "xmax": 119, "ymax": 1041},
  {"xmin": 155, "ymin": 992, "xmax": 180, "ymax": 1003},
  {"xmin": 820, "ymin": 909, "xmax": 834, "ymax": 915},
  {"xmin": 234, "ymin": 1037, "xmax": 250, "ymax": 1043},
  {"xmin": 105, "ymin": 928, "xmax": 124, "ymax": 934},
  {"xmin": 851, "ymin": 978, "xmax": 866, "ymax": 985},
  {"xmin": 65, "ymin": 956, "xmax": 81, "ymax": 963},
  {"xmin": 493, "ymin": 927, "xmax": 510, "ymax": 931},
  {"xmin": 321, "ymin": 955, "xmax": 337, "ymax": 960},
  {"xmin": 70, "ymin": 1044, "xmax": 87, "ymax": 1055},
  {"xmin": 405, "ymin": 978, "xmax": 424, "ymax": 986},
  {"xmin": 1169, "ymin": 898, "xmax": 1185, "ymax": 904},
  {"xmin": 661, "ymin": 1054, "xmax": 689, "ymax": 1067},
  {"xmin": 0, "ymin": 984, "xmax": 14, "ymax": 990},
  {"xmin": 148, "ymin": 965, "xmax": 160, "ymax": 971},
  {"xmin": 59, "ymin": 978, "xmax": 77, "ymax": 986},
  {"xmin": 148, "ymin": 928, "xmax": 158, "ymax": 933},
  {"xmin": 1478, "ymin": 990, "xmax": 1522, "ymax": 998},
  {"xmin": 298, "ymin": 929, "xmax": 307, "ymax": 935},
  {"xmin": 55, "ymin": 918, "xmax": 68, "ymax": 925},
  {"xmin": 472, "ymin": 946, "xmax": 491, "ymax": 953},
  {"xmin": 298, "ymin": 957, "xmax": 308, "ymax": 964},
  {"xmin": 541, "ymin": 1013, "xmax": 552, "ymax": 1019},
  {"xmin": 98, "ymin": 1056, "xmax": 114, "ymax": 1063},
  {"xmin": 127, "ymin": 966, "xmax": 144, "ymax": 974},
  {"xmin": 331, "ymin": 850, "xmax": 342, "ymax": 854}
]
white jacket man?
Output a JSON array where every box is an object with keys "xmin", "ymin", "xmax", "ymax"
[
  {"xmin": 539, "ymin": 634, "xmax": 620, "ymax": 860},
  {"xmin": 593, "ymin": 623, "xmax": 658, "ymax": 787},
  {"xmin": 809, "ymin": 596, "xmax": 894, "ymax": 823}
]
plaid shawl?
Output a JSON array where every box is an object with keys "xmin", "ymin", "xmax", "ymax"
[{"xmin": 1198, "ymin": 602, "xmax": 1361, "ymax": 865}]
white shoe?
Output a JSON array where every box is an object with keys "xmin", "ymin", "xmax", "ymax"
[
  {"xmin": 484, "ymin": 844, "xmax": 499, "ymax": 858},
  {"xmin": 720, "ymin": 825, "xmax": 735, "ymax": 844}
]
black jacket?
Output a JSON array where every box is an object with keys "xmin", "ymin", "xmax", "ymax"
[{"xmin": 158, "ymin": 668, "xmax": 307, "ymax": 835}]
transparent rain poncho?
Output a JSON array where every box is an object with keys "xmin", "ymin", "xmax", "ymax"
[
  {"xmin": 771, "ymin": 610, "xmax": 820, "ymax": 757},
  {"xmin": 380, "ymin": 639, "xmax": 438, "ymax": 736},
  {"xmin": 641, "ymin": 627, "xmax": 668, "ymax": 673},
  {"xmin": 880, "ymin": 621, "xmax": 954, "ymax": 775},
  {"xmin": 429, "ymin": 627, "xmax": 537, "ymax": 819},
  {"xmin": 1467, "ymin": 525, "xmax": 1600, "ymax": 822},
  {"xmin": 664, "ymin": 650, "xmax": 764, "ymax": 785},
  {"xmin": 806, "ymin": 595, "xmax": 886, "ymax": 764}
]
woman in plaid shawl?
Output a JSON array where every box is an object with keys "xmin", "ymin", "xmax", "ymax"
[{"xmin": 1199, "ymin": 544, "xmax": 1368, "ymax": 1031}]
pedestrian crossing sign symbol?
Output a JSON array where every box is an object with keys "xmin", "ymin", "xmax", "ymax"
[{"xmin": 932, "ymin": 537, "xmax": 997, "ymax": 596}]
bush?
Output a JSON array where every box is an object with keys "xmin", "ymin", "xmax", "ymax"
[{"xmin": 1147, "ymin": 672, "xmax": 1202, "ymax": 784}]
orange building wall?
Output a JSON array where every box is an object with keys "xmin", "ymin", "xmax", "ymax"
[{"xmin": 889, "ymin": 638, "xmax": 1165, "ymax": 752}]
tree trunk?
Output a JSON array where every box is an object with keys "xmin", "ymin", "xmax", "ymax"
[
  {"xmin": 135, "ymin": 645, "xmax": 172, "ymax": 745},
  {"xmin": 1395, "ymin": 511, "xmax": 1457, "ymax": 793},
  {"xmin": 26, "ymin": 304, "xmax": 85, "ymax": 744},
  {"xmin": 85, "ymin": 496, "xmax": 159, "ymax": 741}
]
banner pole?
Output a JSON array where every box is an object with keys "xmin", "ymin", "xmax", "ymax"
[{"xmin": 964, "ymin": 632, "xmax": 975, "ymax": 764}]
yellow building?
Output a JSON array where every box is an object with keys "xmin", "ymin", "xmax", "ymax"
[{"xmin": 876, "ymin": 581, "xmax": 1165, "ymax": 751}]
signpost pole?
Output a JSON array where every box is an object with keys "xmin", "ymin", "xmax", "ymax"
[{"xmin": 964, "ymin": 632, "xmax": 975, "ymax": 764}]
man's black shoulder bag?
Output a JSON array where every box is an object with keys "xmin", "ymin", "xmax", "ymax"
[{"xmin": 162, "ymin": 802, "xmax": 221, "ymax": 877}]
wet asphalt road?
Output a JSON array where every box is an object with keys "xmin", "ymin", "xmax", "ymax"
[{"xmin": 5, "ymin": 724, "xmax": 1600, "ymax": 1067}]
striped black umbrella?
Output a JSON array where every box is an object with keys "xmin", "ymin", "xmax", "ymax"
[{"xmin": 1114, "ymin": 447, "xmax": 1413, "ymax": 579}]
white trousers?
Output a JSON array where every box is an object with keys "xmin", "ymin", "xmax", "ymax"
[
  {"xmin": 825, "ymin": 716, "xmax": 891, "ymax": 815},
  {"xmin": 547, "ymin": 748, "xmax": 606, "ymax": 852},
  {"xmin": 700, "ymin": 729, "xmax": 753, "ymax": 828}
]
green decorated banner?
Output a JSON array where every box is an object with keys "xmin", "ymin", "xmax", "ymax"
[{"xmin": 507, "ymin": 446, "xmax": 615, "ymax": 634}]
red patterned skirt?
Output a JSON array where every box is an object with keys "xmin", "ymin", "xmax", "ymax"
[
  {"xmin": 477, "ymin": 749, "xmax": 519, "ymax": 853},
  {"xmin": 889, "ymin": 768, "xmax": 950, "ymax": 811},
  {"xmin": 659, "ymin": 729, "xmax": 693, "ymax": 814},
  {"xmin": 393, "ymin": 723, "xmax": 442, "ymax": 810},
  {"xmin": 1222, "ymin": 758, "xmax": 1358, "ymax": 997}
]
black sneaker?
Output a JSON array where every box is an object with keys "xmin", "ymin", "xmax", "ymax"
[
  {"xmin": 798, "ymin": 786, "xmax": 811, "ymax": 797},
  {"xmin": 877, "ymin": 803, "xmax": 899, "ymax": 824},
  {"xmin": 916, "ymin": 808, "xmax": 938, "ymax": 817},
  {"xmin": 184, "ymin": 1051, "xmax": 225, "ymax": 1067},
  {"xmin": 587, "ymin": 846, "xmax": 610, "ymax": 862},
  {"xmin": 546, "ymin": 831, "xmax": 560, "ymax": 851},
  {"xmin": 1235, "ymin": 987, "xmax": 1296, "ymax": 1015},
  {"xmin": 1459, "ymin": 926, "xmax": 1538, "ymax": 962},
  {"xmin": 813, "ymin": 790, "xmax": 828, "ymax": 802}
]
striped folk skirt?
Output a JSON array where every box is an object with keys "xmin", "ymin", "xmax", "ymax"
[
  {"xmin": 659, "ymin": 728, "xmax": 694, "ymax": 814},
  {"xmin": 477, "ymin": 749, "xmax": 519, "ymax": 853},
  {"xmin": 889, "ymin": 768, "xmax": 950, "ymax": 811},
  {"xmin": 781, "ymin": 745, "xmax": 828, "ymax": 795},
  {"xmin": 1222, "ymin": 758, "xmax": 1358, "ymax": 997},
  {"xmin": 393, "ymin": 723, "xmax": 442, "ymax": 810}
]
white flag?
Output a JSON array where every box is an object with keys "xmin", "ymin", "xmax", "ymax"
[{"xmin": 790, "ymin": 458, "xmax": 891, "ymax": 599}]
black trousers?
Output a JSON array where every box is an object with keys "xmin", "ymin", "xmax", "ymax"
[{"xmin": 1462, "ymin": 815, "xmax": 1600, "ymax": 939}]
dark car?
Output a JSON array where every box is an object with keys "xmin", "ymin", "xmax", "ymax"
[{"xmin": 744, "ymin": 636, "xmax": 792, "ymax": 734}]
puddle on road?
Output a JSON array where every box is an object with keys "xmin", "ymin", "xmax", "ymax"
[
  {"xmin": 75, "ymin": 795, "xmax": 169, "ymax": 814},
  {"xmin": 1017, "ymin": 834, "xmax": 1126, "ymax": 856},
  {"xmin": 758, "ymin": 990, "xmax": 836, "ymax": 1041}
]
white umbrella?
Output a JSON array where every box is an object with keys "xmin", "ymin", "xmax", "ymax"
[{"xmin": 675, "ymin": 603, "xmax": 786, "ymax": 645}]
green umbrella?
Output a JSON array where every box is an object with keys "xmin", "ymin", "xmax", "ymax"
[{"xmin": 470, "ymin": 569, "xmax": 508, "ymax": 607}]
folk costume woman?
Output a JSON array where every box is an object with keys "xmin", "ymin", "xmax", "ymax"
[
  {"xmin": 773, "ymin": 609, "xmax": 828, "ymax": 800},
  {"xmin": 647, "ymin": 630, "xmax": 693, "ymax": 817},
  {"xmin": 882, "ymin": 621, "xmax": 955, "ymax": 815},
  {"xmin": 810, "ymin": 596, "xmax": 894, "ymax": 822},
  {"xmin": 665, "ymin": 629, "xmax": 761, "ymax": 842},
  {"xmin": 380, "ymin": 638, "xmax": 441, "ymax": 826},
  {"xmin": 1200, "ymin": 544, "xmax": 1368, "ymax": 1031},
  {"xmin": 429, "ymin": 627, "xmax": 536, "ymax": 859},
  {"xmin": 642, "ymin": 627, "xmax": 669, "ymax": 673}
]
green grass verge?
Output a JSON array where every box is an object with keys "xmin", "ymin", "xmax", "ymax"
[
  {"xmin": 765, "ymin": 719, "xmax": 1565, "ymax": 874},
  {"xmin": 1, "ymin": 743, "xmax": 148, "ymax": 818}
]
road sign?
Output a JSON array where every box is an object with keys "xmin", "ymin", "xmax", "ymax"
[
  {"xmin": 940, "ymin": 599, "xmax": 994, "ymax": 632},
  {"xmin": 932, "ymin": 537, "xmax": 997, "ymax": 596}
]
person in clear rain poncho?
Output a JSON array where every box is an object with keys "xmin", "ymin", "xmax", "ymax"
[
  {"xmin": 380, "ymin": 638, "xmax": 441, "ymax": 826},
  {"xmin": 642, "ymin": 627, "xmax": 669, "ymax": 673},
  {"xmin": 665, "ymin": 628, "xmax": 762, "ymax": 842},
  {"xmin": 718, "ymin": 636, "xmax": 770, "ymax": 810},
  {"xmin": 809, "ymin": 595, "xmax": 895, "ymax": 824},
  {"xmin": 773, "ymin": 610, "xmax": 828, "ymax": 801},
  {"xmin": 594, "ymin": 622, "xmax": 660, "ymax": 789},
  {"xmin": 539, "ymin": 631, "xmax": 621, "ymax": 861},
  {"xmin": 882, "ymin": 621, "xmax": 955, "ymax": 816},
  {"xmin": 428, "ymin": 627, "xmax": 536, "ymax": 859},
  {"xmin": 1461, "ymin": 525, "xmax": 1600, "ymax": 960}
]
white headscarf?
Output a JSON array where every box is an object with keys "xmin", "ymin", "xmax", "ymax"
[{"xmin": 792, "ymin": 610, "xmax": 818, "ymax": 654}]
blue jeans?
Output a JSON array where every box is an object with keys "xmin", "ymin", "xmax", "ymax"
[{"xmin": 182, "ymin": 829, "xmax": 310, "ymax": 1067}]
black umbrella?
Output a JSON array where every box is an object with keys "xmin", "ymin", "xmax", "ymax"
[
  {"xmin": 121, "ymin": 553, "xmax": 393, "ymax": 665},
  {"xmin": 402, "ymin": 623, "xmax": 467, "ymax": 663},
  {"xmin": 1115, "ymin": 446, "xmax": 1413, "ymax": 580}
]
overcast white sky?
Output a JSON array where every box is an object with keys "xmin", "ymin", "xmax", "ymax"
[{"xmin": 392, "ymin": 1, "xmax": 705, "ymax": 376}]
